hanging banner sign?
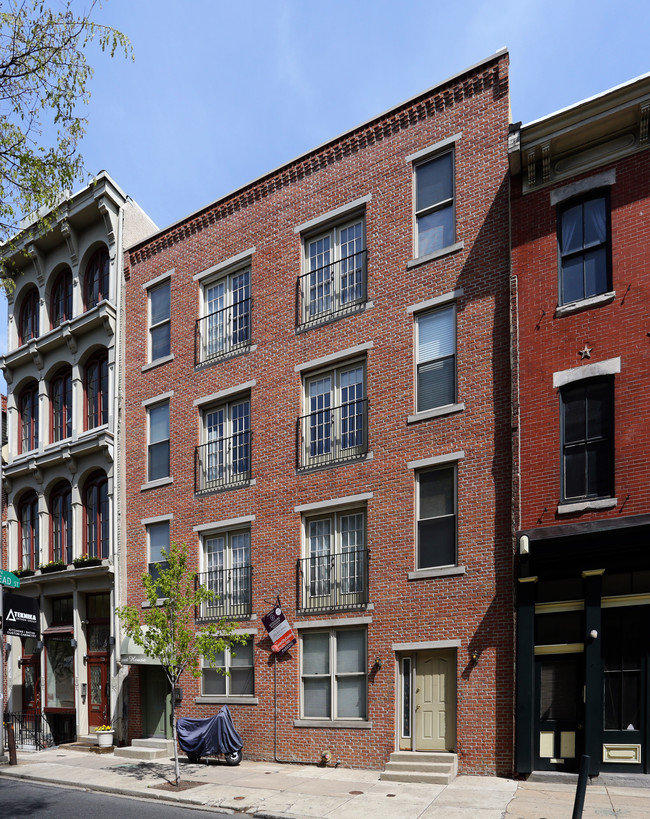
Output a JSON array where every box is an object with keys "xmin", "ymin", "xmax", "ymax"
[
  {"xmin": 262, "ymin": 601, "xmax": 296, "ymax": 655},
  {"xmin": 2, "ymin": 592, "xmax": 40, "ymax": 638}
]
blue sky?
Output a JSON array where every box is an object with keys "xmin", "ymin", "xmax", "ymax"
[{"xmin": 1, "ymin": 0, "xmax": 648, "ymax": 370}]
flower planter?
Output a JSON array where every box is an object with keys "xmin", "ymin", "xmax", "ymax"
[
  {"xmin": 14, "ymin": 569, "xmax": 35, "ymax": 578},
  {"xmin": 96, "ymin": 730, "xmax": 114, "ymax": 748},
  {"xmin": 73, "ymin": 559, "xmax": 102, "ymax": 569},
  {"xmin": 39, "ymin": 564, "xmax": 66, "ymax": 574}
]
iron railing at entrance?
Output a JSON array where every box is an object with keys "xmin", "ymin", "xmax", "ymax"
[{"xmin": 2, "ymin": 711, "xmax": 75, "ymax": 750}]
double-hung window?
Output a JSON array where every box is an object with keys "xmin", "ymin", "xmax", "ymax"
[
  {"xmin": 198, "ymin": 267, "xmax": 251, "ymax": 365},
  {"xmin": 202, "ymin": 638, "xmax": 254, "ymax": 697},
  {"xmin": 416, "ymin": 305, "xmax": 456, "ymax": 411},
  {"xmin": 561, "ymin": 378, "xmax": 614, "ymax": 502},
  {"xmin": 300, "ymin": 218, "xmax": 366, "ymax": 325},
  {"xmin": 20, "ymin": 382, "xmax": 39, "ymax": 453},
  {"xmin": 197, "ymin": 398, "xmax": 250, "ymax": 492},
  {"xmin": 417, "ymin": 466, "xmax": 457, "ymax": 568},
  {"xmin": 20, "ymin": 493, "xmax": 39, "ymax": 571},
  {"xmin": 558, "ymin": 193, "xmax": 611, "ymax": 305},
  {"xmin": 301, "ymin": 362, "xmax": 367, "ymax": 467},
  {"xmin": 84, "ymin": 473, "xmax": 108, "ymax": 559},
  {"xmin": 85, "ymin": 351, "xmax": 108, "ymax": 429},
  {"xmin": 148, "ymin": 280, "xmax": 171, "ymax": 361},
  {"xmin": 147, "ymin": 520, "xmax": 170, "ymax": 591},
  {"xmin": 50, "ymin": 483, "xmax": 72, "ymax": 564},
  {"xmin": 200, "ymin": 529, "xmax": 252, "ymax": 618},
  {"xmin": 301, "ymin": 510, "xmax": 367, "ymax": 611},
  {"xmin": 51, "ymin": 367, "xmax": 72, "ymax": 442},
  {"xmin": 147, "ymin": 402, "xmax": 170, "ymax": 482},
  {"xmin": 301, "ymin": 628, "xmax": 367, "ymax": 720},
  {"xmin": 19, "ymin": 288, "xmax": 40, "ymax": 345},
  {"xmin": 415, "ymin": 151, "xmax": 454, "ymax": 257},
  {"xmin": 51, "ymin": 268, "xmax": 72, "ymax": 328}
]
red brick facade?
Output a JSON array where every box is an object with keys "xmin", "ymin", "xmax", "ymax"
[
  {"xmin": 510, "ymin": 77, "xmax": 650, "ymax": 775},
  {"xmin": 122, "ymin": 51, "xmax": 513, "ymax": 775}
]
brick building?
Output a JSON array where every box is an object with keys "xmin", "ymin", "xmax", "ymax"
[
  {"xmin": 510, "ymin": 76, "xmax": 650, "ymax": 775},
  {"xmin": 121, "ymin": 49, "xmax": 513, "ymax": 775},
  {"xmin": 0, "ymin": 174, "xmax": 155, "ymax": 744}
]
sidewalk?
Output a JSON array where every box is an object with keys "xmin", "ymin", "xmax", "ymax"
[{"xmin": 0, "ymin": 747, "xmax": 648, "ymax": 818}]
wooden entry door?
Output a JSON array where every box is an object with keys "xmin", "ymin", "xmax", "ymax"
[
  {"xmin": 142, "ymin": 666, "xmax": 172, "ymax": 738},
  {"xmin": 415, "ymin": 650, "xmax": 456, "ymax": 751},
  {"xmin": 87, "ymin": 658, "xmax": 109, "ymax": 729}
]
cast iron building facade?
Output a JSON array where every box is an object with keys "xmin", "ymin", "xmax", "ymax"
[{"xmin": 1, "ymin": 175, "xmax": 156, "ymax": 743}]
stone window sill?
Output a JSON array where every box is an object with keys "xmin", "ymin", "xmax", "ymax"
[
  {"xmin": 407, "ymin": 241, "xmax": 464, "ymax": 269},
  {"xmin": 293, "ymin": 719, "xmax": 372, "ymax": 729},
  {"xmin": 142, "ymin": 354, "xmax": 175, "ymax": 372},
  {"xmin": 141, "ymin": 477, "xmax": 173, "ymax": 491},
  {"xmin": 195, "ymin": 696, "xmax": 258, "ymax": 705},
  {"xmin": 408, "ymin": 402, "xmax": 464, "ymax": 424},
  {"xmin": 554, "ymin": 291, "xmax": 615, "ymax": 318},
  {"xmin": 557, "ymin": 498, "xmax": 617, "ymax": 515},
  {"xmin": 408, "ymin": 565, "xmax": 466, "ymax": 581}
]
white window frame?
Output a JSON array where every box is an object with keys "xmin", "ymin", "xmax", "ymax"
[
  {"xmin": 201, "ymin": 637, "xmax": 255, "ymax": 697},
  {"xmin": 413, "ymin": 148, "xmax": 455, "ymax": 258},
  {"xmin": 147, "ymin": 401, "xmax": 170, "ymax": 482},
  {"xmin": 416, "ymin": 464, "xmax": 457, "ymax": 569},
  {"xmin": 147, "ymin": 279, "xmax": 171, "ymax": 363},
  {"xmin": 199, "ymin": 528, "xmax": 252, "ymax": 619},
  {"xmin": 198, "ymin": 396, "xmax": 251, "ymax": 491},
  {"xmin": 301, "ymin": 508, "xmax": 367, "ymax": 609},
  {"xmin": 300, "ymin": 627, "xmax": 367, "ymax": 721},
  {"xmin": 301, "ymin": 359, "xmax": 367, "ymax": 467},
  {"xmin": 415, "ymin": 304, "xmax": 457, "ymax": 412},
  {"xmin": 199, "ymin": 265, "xmax": 251, "ymax": 363},
  {"xmin": 300, "ymin": 215, "xmax": 366, "ymax": 325},
  {"xmin": 147, "ymin": 519, "xmax": 170, "ymax": 586}
]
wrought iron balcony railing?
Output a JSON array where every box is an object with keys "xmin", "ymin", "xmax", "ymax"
[
  {"xmin": 297, "ymin": 398, "xmax": 368, "ymax": 469},
  {"xmin": 195, "ymin": 431, "xmax": 251, "ymax": 493},
  {"xmin": 195, "ymin": 565, "xmax": 253, "ymax": 619},
  {"xmin": 297, "ymin": 548, "xmax": 369, "ymax": 612},
  {"xmin": 195, "ymin": 298, "xmax": 251, "ymax": 366},
  {"xmin": 297, "ymin": 250, "xmax": 367, "ymax": 327}
]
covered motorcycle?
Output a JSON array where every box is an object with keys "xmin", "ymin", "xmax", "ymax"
[{"xmin": 177, "ymin": 704, "xmax": 243, "ymax": 765}]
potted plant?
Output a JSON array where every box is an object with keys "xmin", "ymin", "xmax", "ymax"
[
  {"xmin": 39, "ymin": 559, "xmax": 66, "ymax": 574},
  {"xmin": 73, "ymin": 553, "xmax": 102, "ymax": 568},
  {"xmin": 13, "ymin": 566, "xmax": 36, "ymax": 578},
  {"xmin": 94, "ymin": 724, "xmax": 114, "ymax": 748}
]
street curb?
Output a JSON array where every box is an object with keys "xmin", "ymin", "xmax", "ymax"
[{"xmin": 0, "ymin": 769, "xmax": 240, "ymax": 814}]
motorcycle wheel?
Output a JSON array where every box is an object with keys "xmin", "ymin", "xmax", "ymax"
[
  {"xmin": 224, "ymin": 749, "xmax": 242, "ymax": 766},
  {"xmin": 187, "ymin": 753, "xmax": 201, "ymax": 764}
]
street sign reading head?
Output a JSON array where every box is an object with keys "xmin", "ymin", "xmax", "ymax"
[{"xmin": 0, "ymin": 569, "xmax": 20, "ymax": 589}]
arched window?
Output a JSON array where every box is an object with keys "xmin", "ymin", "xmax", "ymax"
[
  {"xmin": 84, "ymin": 473, "xmax": 108, "ymax": 559},
  {"xmin": 19, "ymin": 288, "xmax": 39, "ymax": 344},
  {"xmin": 19, "ymin": 492, "xmax": 39, "ymax": 571},
  {"xmin": 51, "ymin": 268, "xmax": 73, "ymax": 328},
  {"xmin": 19, "ymin": 382, "xmax": 39, "ymax": 453},
  {"xmin": 85, "ymin": 351, "xmax": 108, "ymax": 429},
  {"xmin": 84, "ymin": 248, "xmax": 109, "ymax": 310},
  {"xmin": 50, "ymin": 483, "xmax": 72, "ymax": 564},
  {"xmin": 50, "ymin": 366, "xmax": 72, "ymax": 442}
]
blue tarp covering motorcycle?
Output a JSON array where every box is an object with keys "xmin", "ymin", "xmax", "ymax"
[{"xmin": 177, "ymin": 705, "xmax": 243, "ymax": 766}]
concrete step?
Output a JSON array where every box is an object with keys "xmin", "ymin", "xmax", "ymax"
[
  {"xmin": 77, "ymin": 734, "xmax": 99, "ymax": 746},
  {"xmin": 384, "ymin": 760, "xmax": 454, "ymax": 773},
  {"xmin": 380, "ymin": 751, "xmax": 458, "ymax": 786},
  {"xmin": 113, "ymin": 746, "xmax": 171, "ymax": 761},
  {"xmin": 132, "ymin": 738, "xmax": 174, "ymax": 754},
  {"xmin": 380, "ymin": 770, "xmax": 454, "ymax": 785}
]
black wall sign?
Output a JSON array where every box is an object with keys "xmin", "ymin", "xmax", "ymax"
[{"xmin": 2, "ymin": 592, "xmax": 40, "ymax": 638}]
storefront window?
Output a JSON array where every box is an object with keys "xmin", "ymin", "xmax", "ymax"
[{"xmin": 46, "ymin": 639, "xmax": 75, "ymax": 708}]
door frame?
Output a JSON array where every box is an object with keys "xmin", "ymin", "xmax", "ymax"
[{"xmin": 397, "ymin": 647, "xmax": 457, "ymax": 752}]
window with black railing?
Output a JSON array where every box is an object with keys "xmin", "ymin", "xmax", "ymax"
[
  {"xmin": 298, "ymin": 549, "xmax": 369, "ymax": 611},
  {"xmin": 195, "ymin": 430, "xmax": 251, "ymax": 493},
  {"xmin": 298, "ymin": 398, "xmax": 368, "ymax": 468},
  {"xmin": 297, "ymin": 248, "xmax": 367, "ymax": 327},
  {"xmin": 195, "ymin": 298, "xmax": 251, "ymax": 365},
  {"xmin": 196, "ymin": 564, "xmax": 253, "ymax": 619}
]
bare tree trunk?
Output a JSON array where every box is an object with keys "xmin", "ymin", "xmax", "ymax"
[{"xmin": 170, "ymin": 679, "xmax": 180, "ymax": 786}]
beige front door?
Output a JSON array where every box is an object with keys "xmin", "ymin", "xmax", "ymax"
[{"xmin": 415, "ymin": 649, "xmax": 456, "ymax": 751}]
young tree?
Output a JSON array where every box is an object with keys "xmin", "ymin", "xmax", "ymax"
[
  {"xmin": 117, "ymin": 541, "xmax": 247, "ymax": 786},
  {"xmin": 0, "ymin": 0, "xmax": 131, "ymax": 253}
]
